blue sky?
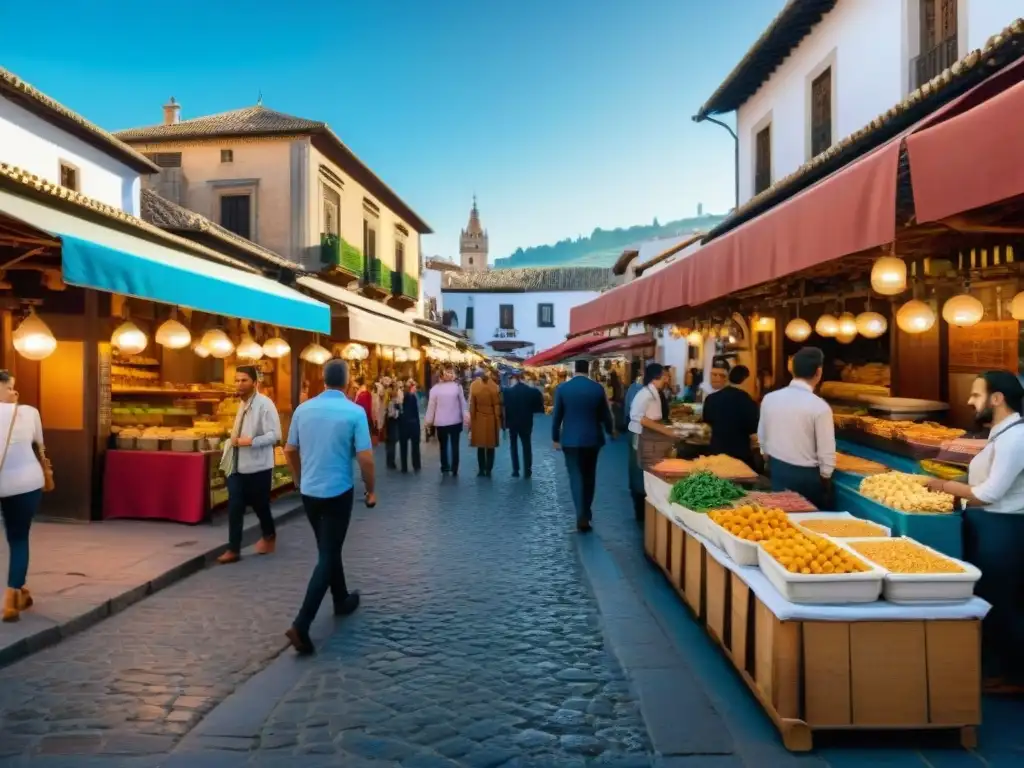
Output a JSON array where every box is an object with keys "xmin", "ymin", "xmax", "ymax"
[{"xmin": 1, "ymin": 0, "xmax": 780, "ymax": 262}]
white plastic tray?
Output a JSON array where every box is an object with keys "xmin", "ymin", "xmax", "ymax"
[
  {"xmin": 709, "ymin": 523, "xmax": 759, "ymax": 565},
  {"xmin": 670, "ymin": 503, "xmax": 713, "ymax": 542},
  {"xmin": 789, "ymin": 512, "xmax": 891, "ymax": 538},
  {"xmin": 756, "ymin": 543, "xmax": 884, "ymax": 604},
  {"xmin": 841, "ymin": 537, "xmax": 981, "ymax": 604}
]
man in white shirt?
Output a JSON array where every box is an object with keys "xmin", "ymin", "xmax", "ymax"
[
  {"xmin": 757, "ymin": 347, "xmax": 835, "ymax": 508},
  {"xmin": 628, "ymin": 363, "xmax": 677, "ymax": 521}
]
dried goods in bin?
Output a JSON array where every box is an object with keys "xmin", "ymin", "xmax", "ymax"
[
  {"xmin": 761, "ymin": 532, "xmax": 871, "ymax": 575},
  {"xmin": 797, "ymin": 518, "xmax": 888, "ymax": 538},
  {"xmin": 859, "ymin": 471, "xmax": 955, "ymax": 513},
  {"xmin": 848, "ymin": 539, "xmax": 965, "ymax": 574},
  {"xmin": 919, "ymin": 459, "xmax": 967, "ymax": 481},
  {"xmin": 834, "ymin": 452, "xmax": 888, "ymax": 475},
  {"xmin": 709, "ymin": 506, "xmax": 795, "ymax": 542},
  {"xmin": 744, "ymin": 490, "xmax": 817, "ymax": 513}
]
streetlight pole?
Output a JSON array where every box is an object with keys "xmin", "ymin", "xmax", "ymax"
[{"xmin": 693, "ymin": 115, "xmax": 739, "ymax": 212}]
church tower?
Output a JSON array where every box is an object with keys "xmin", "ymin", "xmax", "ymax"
[{"xmin": 459, "ymin": 195, "xmax": 489, "ymax": 271}]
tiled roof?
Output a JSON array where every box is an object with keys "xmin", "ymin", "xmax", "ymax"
[
  {"xmin": 0, "ymin": 163, "xmax": 259, "ymax": 274},
  {"xmin": 115, "ymin": 105, "xmax": 432, "ymax": 235},
  {"xmin": 0, "ymin": 67, "xmax": 159, "ymax": 174},
  {"xmin": 704, "ymin": 17, "xmax": 1024, "ymax": 244},
  {"xmin": 424, "ymin": 257, "xmax": 462, "ymax": 272},
  {"xmin": 441, "ymin": 267, "xmax": 618, "ymax": 293},
  {"xmin": 140, "ymin": 188, "xmax": 300, "ymax": 272},
  {"xmin": 610, "ymin": 249, "xmax": 639, "ymax": 276},
  {"xmin": 695, "ymin": 0, "xmax": 837, "ymax": 118}
]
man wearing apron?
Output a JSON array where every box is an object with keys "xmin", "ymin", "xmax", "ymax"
[
  {"xmin": 628, "ymin": 363, "xmax": 677, "ymax": 522},
  {"xmin": 757, "ymin": 347, "xmax": 835, "ymax": 509},
  {"xmin": 924, "ymin": 370, "xmax": 1024, "ymax": 692}
]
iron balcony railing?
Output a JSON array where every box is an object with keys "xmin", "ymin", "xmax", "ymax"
[{"xmin": 912, "ymin": 36, "xmax": 958, "ymax": 91}]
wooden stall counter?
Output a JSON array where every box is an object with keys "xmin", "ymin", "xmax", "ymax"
[{"xmin": 103, "ymin": 449, "xmax": 214, "ymax": 524}]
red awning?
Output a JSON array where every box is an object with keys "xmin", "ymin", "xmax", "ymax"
[
  {"xmin": 588, "ymin": 333, "xmax": 655, "ymax": 356},
  {"xmin": 906, "ymin": 63, "xmax": 1024, "ymax": 222},
  {"xmin": 523, "ymin": 333, "xmax": 604, "ymax": 367}
]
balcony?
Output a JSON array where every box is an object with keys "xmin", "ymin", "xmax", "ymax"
[
  {"xmin": 490, "ymin": 327, "xmax": 532, "ymax": 352},
  {"xmin": 912, "ymin": 36, "xmax": 958, "ymax": 91},
  {"xmin": 387, "ymin": 270, "xmax": 418, "ymax": 309},
  {"xmin": 320, "ymin": 234, "xmax": 364, "ymax": 283},
  {"xmin": 362, "ymin": 256, "xmax": 388, "ymax": 297}
]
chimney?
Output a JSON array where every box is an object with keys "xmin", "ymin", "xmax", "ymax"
[{"xmin": 163, "ymin": 97, "xmax": 180, "ymax": 126}]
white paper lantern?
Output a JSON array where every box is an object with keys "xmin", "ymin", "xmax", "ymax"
[
  {"xmin": 855, "ymin": 311, "xmax": 888, "ymax": 339},
  {"xmin": 12, "ymin": 310, "xmax": 57, "ymax": 361},
  {"xmin": 896, "ymin": 300, "xmax": 936, "ymax": 334},
  {"xmin": 407, "ymin": 348, "xmax": 422, "ymax": 362},
  {"xmin": 262, "ymin": 337, "xmax": 290, "ymax": 359},
  {"xmin": 155, "ymin": 318, "xmax": 191, "ymax": 350},
  {"xmin": 686, "ymin": 330, "xmax": 702, "ymax": 345},
  {"xmin": 201, "ymin": 328, "xmax": 235, "ymax": 358},
  {"xmin": 236, "ymin": 334, "xmax": 264, "ymax": 360},
  {"xmin": 871, "ymin": 256, "xmax": 908, "ymax": 296},
  {"xmin": 836, "ymin": 330, "xmax": 857, "ymax": 344},
  {"xmin": 394, "ymin": 349, "xmax": 409, "ymax": 363},
  {"xmin": 837, "ymin": 312, "xmax": 858, "ymax": 337},
  {"xmin": 112, "ymin": 320, "xmax": 148, "ymax": 355},
  {"xmin": 301, "ymin": 342, "xmax": 331, "ymax": 365},
  {"xmin": 1011, "ymin": 291, "xmax": 1024, "ymax": 321},
  {"xmin": 193, "ymin": 341, "xmax": 211, "ymax": 358},
  {"xmin": 815, "ymin": 314, "xmax": 839, "ymax": 337},
  {"xmin": 784, "ymin": 318, "xmax": 812, "ymax": 342},
  {"xmin": 941, "ymin": 294, "xmax": 984, "ymax": 328}
]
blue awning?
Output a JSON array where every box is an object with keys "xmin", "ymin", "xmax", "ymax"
[{"xmin": 0, "ymin": 189, "xmax": 331, "ymax": 333}]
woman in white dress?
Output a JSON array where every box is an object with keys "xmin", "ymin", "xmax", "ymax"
[{"xmin": 0, "ymin": 371, "xmax": 46, "ymax": 622}]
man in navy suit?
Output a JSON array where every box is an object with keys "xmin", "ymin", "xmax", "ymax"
[
  {"xmin": 552, "ymin": 359, "xmax": 615, "ymax": 532},
  {"xmin": 502, "ymin": 372, "xmax": 545, "ymax": 478}
]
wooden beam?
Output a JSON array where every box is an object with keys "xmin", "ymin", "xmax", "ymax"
[{"xmin": 941, "ymin": 216, "xmax": 1024, "ymax": 236}]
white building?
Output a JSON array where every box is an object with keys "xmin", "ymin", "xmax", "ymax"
[{"xmin": 695, "ymin": 0, "xmax": 1021, "ymax": 206}]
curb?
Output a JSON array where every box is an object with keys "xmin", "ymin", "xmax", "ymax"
[{"xmin": 0, "ymin": 497, "xmax": 305, "ymax": 671}]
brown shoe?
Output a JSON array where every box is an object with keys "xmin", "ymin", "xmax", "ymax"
[
  {"xmin": 216, "ymin": 550, "xmax": 240, "ymax": 565},
  {"xmin": 254, "ymin": 537, "xmax": 276, "ymax": 555},
  {"xmin": 16, "ymin": 587, "xmax": 33, "ymax": 611},
  {"xmin": 2, "ymin": 588, "xmax": 20, "ymax": 623},
  {"xmin": 285, "ymin": 627, "xmax": 315, "ymax": 655}
]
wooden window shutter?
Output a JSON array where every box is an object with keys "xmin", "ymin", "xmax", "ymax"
[
  {"xmin": 810, "ymin": 68, "xmax": 832, "ymax": 158},
  {"xmin": 755, "ymin": 126, "xmax": 772, "ymax": 195}
]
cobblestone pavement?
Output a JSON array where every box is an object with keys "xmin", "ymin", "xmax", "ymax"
[{"xmin": 0, "ymin": 430, "xmax": 652, "ymax": 766}]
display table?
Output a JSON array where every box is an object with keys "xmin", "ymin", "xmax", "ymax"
[
  {"xmin": 103, "ymin": 450, "xmax": 214, "ymax": 524},
  {"xmin": 643, "ymin": 472, "xmax": 987, "ymax": 752}
]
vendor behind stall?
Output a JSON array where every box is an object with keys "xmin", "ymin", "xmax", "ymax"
[
  {"xmin": 703, "ymin": 364, "xmax": 759, "ymax": 468},
  {"xmin": 757, "ymin": 346, "xmax": 836, "ymax": 508},
  {"xmin": 627, "ymin": 363, "xmax": 676, "ymax": 522},
  {"xmin": 923, "ymin": 370, "xmax": 1024, "ymax": 691}
]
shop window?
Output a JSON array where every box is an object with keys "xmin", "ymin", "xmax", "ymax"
[
  {"xmin": 538, "ymin": 303, "xmax": 554, "ymax": 328},
  {"xmin": 59, "ymin": 161, "xmax": 79, "ymax": 192},
  {"xmin": 466, "ymin": 306, "xmax": 475, "ymax": 330},
  {"xmin": 322, "ymin": 183, "xmax": 340, "ymax": 236},
  {"xmin": 499, "ymin": 305, "xmax": 515, "ymax": 330},
  {"xmin": 220, "ymin": 194, "xmax": 252, "ymax": 239},
  {"xmin": 810, "ymin": 67, "xmax": 832, "ymax": 158},
  {"xmin": 754, "ymin": 124, "xmax": 772, "ymax": 195},
  {"xmin": 220, "ymin": 149, "xmax": 234, "ymax": 163}
]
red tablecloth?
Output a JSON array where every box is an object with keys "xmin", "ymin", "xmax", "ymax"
[{"xmin": 103, "ymin": 450, "xmax": 211, "ymax": 524}]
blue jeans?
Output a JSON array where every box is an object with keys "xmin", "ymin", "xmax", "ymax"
[
  {"xmin": 293, "ymin": 489, "xmax": 354, "ymax": 634},
  {"xmin": 2, "ymin": 489, "xmax": 42, "ymax": 589}
]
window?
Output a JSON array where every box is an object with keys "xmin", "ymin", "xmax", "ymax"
[
  {"xmin": 499, "ymin": 304, "xmax": 515, "ymax": 330},
  {"xmin": 58, "ymin": 162, "xmax": 79, "ymax": 191},
  {"xmin": 469, "ymin": 257, "xmax": 474, "ymax": 266},
  {"xmin": 754, "ymin": 125, "xmax": 772, "ymax": 195},
  {"xmin": 538, "ymin": 303, "xmax": 554, "ymax": 328},
  {"xmin": 220, "ymin": 194, "xmax": 251, "ymax": 239},
  {"xmin": 362, "ymin": 219, "xmax": 377, "ymax": 260},
  {"xmin": 143, "ymin": 152, "xmax": 182, "ymax": 168},
  {"xmin": 395, "ymin": 238, "xmax": 405, "ymax": 274},
  {"xmin": 914, "ymin": 0, "xmax": 958, "ymax": 88},
  {"xmin": 810, "ymin": 68, "xmax": 832, "ymax": 158},
  {"xmin": 322, "ymin": 183, "xmax": 340, "ymax": 236},
  {"xmin": 466, "ymin": 306, "xmax": 475, "ymax": 330},
  {"xmin": 220, "ymin": 149, "xmax": 234, "ymax": 163}
]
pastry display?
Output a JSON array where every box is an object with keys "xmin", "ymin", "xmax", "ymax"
[
  {"xmin": 835, "ymin": 452, "xmax": 888, "ymax": 475},
  {"xmin": 859, "ymin": 472, "xmax": 955, "ymax": 513},
  {"xmin": 848, "ymin": 539, "xmax": 964, "ymax": 574}
]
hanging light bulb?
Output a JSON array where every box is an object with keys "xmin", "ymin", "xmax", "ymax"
[
  {"xmin": 1010, "ymin": 291, "xmax": 1024, "ymax": 321},
  {"xmin": 236, "ymin": 334, "xmax": 264, "ymax": 360},
  {"xmin": 112, "ymin": 320, "xmax": 148, "ymax": 355},
  {"xmin": 837, "ymin": 312, "xmax": 858, "ymax": 337},
  {"xmin": 815, "ymin": 313, "xmax": 839, "ymax": 337},
  {"xmin": 394, "ymin": 348, "xmax": 409, "ymax": 363},
  {"xmin": 941, "ymin": 293, "xmax": 984, "ymax": 328},
  {"xmin": 686, "ymin": 330, "xmax": 702, "ymax": 346},
  {"xmin": 896, "ymin": 299, "xmax": 936, "ymax": 334},
  {"xmin": 12, "ymin": 309, "xmax": 57, "ymax": 361},
  {"xmin": 754, "ymin": 315, "xmax": 774, "ymax": 331},
  {"xmin": 262, "ymin": 336, "xmax": 290, "ymax": 359},
  {"xmin": 836, "ymin": 329, "xmax": 857, "ymax": 344},
  {"xmin": 300, "ymin": 341, "xmax": 331, "ymax": 365},
  {"xmin": 855, "ymin": 311, "xmax": 888, "ymax": 339},
  {"xmin": 155, "ymin": 316, "xmax": 191, "ymax": 350},
  {"xmin": 192, "ymin": 341, "xmax": 211, "ymax": 358},
  {"xmin": 785, "ymin": 318, "xmax": 812, "ymax": 342},
  {"xmin": 407, "ymin": 348, "xmax": 422, "ymax": 362},
  {"xmin": 201, "ymin": 328, "xmax": 235, "ymax": 358},
  {"xmin": 871, "ymin": 256, "xmax": 908, "ymax": 296}
]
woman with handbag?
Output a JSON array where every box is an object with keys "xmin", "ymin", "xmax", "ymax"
[{"xmin": 0, "ymin": 371, "xmax": 50, "ymax": 622}]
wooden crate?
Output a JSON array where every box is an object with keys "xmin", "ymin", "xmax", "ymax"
[
  {"xmin": 668, "ymin": 521, "xmax": 685, "ymax": 593},
  {"xmin": 682, "ymin": 532, "xmax": 705, "ymax": 618},
  {"xmin": 654, "ymin": 507, "xmax": 671, "ymax": 574},
  {"xmin": 705, "ymin": 556, "xmax": 730, "ymax": 647},
  {"xmin": 644, "ymin": 502, "xmax": 656, "ymax": 560}
]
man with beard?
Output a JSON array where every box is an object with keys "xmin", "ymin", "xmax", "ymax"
[{"xmin": 924, "ymin": 370, "xmax": 1024, "ymax": 692}]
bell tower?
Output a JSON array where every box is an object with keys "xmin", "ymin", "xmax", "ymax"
[{"xmin": 459, "ymin": 195, "xmax": 488, "ymax": 271}]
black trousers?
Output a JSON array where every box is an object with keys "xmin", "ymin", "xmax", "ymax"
[
  {"xmin": 509, "ymin": 428, "xmax": 533, "ymax": 474},
  {"xmin": 226, "ymin": 469, "xmax": 276, "ymax": 553},
  {"xmin": 293, "ymin": 490, "xmax": 354, "ymax": 635},
  {"xmin": 385, "ymin": 419, "xmax": 400, "ymax": 468},
  {"xmin": 563, "ymin": 447, "xmax": 601, "ymax": 523},
  {"xmin": 436, "ymin": 424, "xmax": 462, "ymax": 473},
  {"xmin": 477, "ymin": 447, "xmax": 495, "ymax": 474},
  {"xmin": 400, "ymin": 434, "xmax": 421, "ymax": 472}
]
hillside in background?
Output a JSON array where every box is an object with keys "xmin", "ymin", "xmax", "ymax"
[{"xmin": 493, "ymin": 213, "xmax": 727, "ymax": 268}]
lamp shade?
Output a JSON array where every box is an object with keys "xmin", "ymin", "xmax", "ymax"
[
  {"xmin": 837, "ymin": 312, "xmax": 858, "ymax": 337},
  {"xmin": 155, "ymin": 318, "xmax": 191, "ymax": 350},
  {"xmin": 784, "ymin": 318, "xmax": 812, "ymax": 342},
  {"xmin": 262, "ymin": 337, "xmax": 290, "ymax": 359},
  {"xmin": 815, "ymin": 314, "xmax": 839, "ymax": 337},
  {"xmin": 394, "ymin": 349, "xmax": 409, "ymax": 363},
  {"xmin": 871, "ymin": 256, "xmax": 908, "ymax": 296},
  {"xmin": 941, "ymin": 293, "xmax": 984, "ymax": 327},
  {"xmin": 855, "ymin": 311, "xmax": 888, "ymax": 339},
  {"xmin": 301, "ymin": 342, "xmax": 331, "ymax": 365},
  {"xmin": 1011, "ymin": 291, "xmax": 1024, "ymax": 321},
  {"xmin": 12, "ymin": 310, "xmax": 57, "ymax": 361},
  {"xmin": 836, "ymin": 330, "xmax": 857, "ymax": 344},
  {"xmin": 201, "ymin": 328, "xmax": 235, "ymax": 358},
  {"xmin": 236, "ymin": 334, "xmax": 264, "ymax": 360},
  {"xmin": 896, "ymin": 300, "xmax": 936, "ymax": 334},
  {"xmin": 686, "ymin": 330, "xmax": 702, "ymax": 345},
  {"xmin": 112, "ymin": 320, "xmax": 148, "ymax": 355},
  {"xmin": 192, "ymin": 341, "xmax": 211, "ymax": 358},
  {"xmin": 407, "ymin": 348, "xmax": 422, "ymax": 362}
]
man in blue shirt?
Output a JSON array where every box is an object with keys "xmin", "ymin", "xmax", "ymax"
[{"xmin": 284, "ymin": 358, "xmax": 375, "ymax": 655}]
